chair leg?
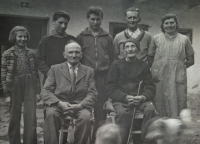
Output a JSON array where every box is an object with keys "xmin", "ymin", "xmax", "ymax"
[{"xmin": 59, "ymin": 131, "xmax": 64, "ymax": 144}]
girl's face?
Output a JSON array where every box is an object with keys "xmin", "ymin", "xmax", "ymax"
[{"xmin": 15, "ymin": 31, "xmax": 28, "ymax": 48}]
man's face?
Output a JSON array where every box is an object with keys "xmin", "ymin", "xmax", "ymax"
[
  {"xmin": 53, "ymin": 17, "xmax": 69, "ymax": 35},
  {"xmin": 163, "ymin": 18, "xmax": 177, "ymax": 34},
  {"xmin": 124, "ymin": 11, "xmax": 140, "ymax": 30},
  {"xmin": 63, "ymin": 43, "xmax": 82, "ymax": 65},
  {"xmin": 15, "ymin": 31, "xmax": 28, "ymax": 48},
  {"xmin": 87, "ymin": 14, "xmax": 102, "ymax": 31},
  {"xmin": 124, "ymin": 42, "xmax": 139, "ymax": 58}
]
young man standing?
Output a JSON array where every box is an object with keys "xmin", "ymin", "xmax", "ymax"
[
  {"xmin": 76, "ymin": 6, "xmax": 114, "ymax": 141},
  {"xmin": 113, "ymin": 7, "xmax": 152, "ymax": 63},
  {"xmin": 37, "ymin": 10, "xmax": 76, "ymax": 81}
]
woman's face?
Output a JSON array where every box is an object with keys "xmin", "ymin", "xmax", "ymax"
[
  {"xmin": 15, "ymin": 31, "xmax": 28, "ymax": 48},
  {"xmin": 163, "ymin": 18, "xmax": 177, "ymax": 34}
]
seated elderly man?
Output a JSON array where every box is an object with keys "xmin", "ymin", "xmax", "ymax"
[
  {"xmin": 106, "ymin": 38, "xmax": 156, "ymax": 144},
  {"xmin": 41, "ymin": 40, "xmax": 97, "ymax": 144}
]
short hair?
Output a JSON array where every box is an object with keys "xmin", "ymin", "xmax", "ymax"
[
  {"xmin": 53, "ymin": 10, "xmax": 70, "ymax": 21},
  {"xmin": 86, "ymin": 6, "xmax": 103, "ymax": 19},
  {"xmin": 9, "ymin": 26, "xmax": 30, "ymax": 43},
  {"xmin": 125, "ymin": 7, "xmax": 140, "ymax": 18},
  {"xmin": 95, "ymin": 123, "xmax": 121, "ymax": 144},
  {"xmin": 160, "ymin": 14, "xmax": 179, "ymax": 33},
  {"xmin": 64, "ymin": 40, "xmax": 81, "ymax": 51}
]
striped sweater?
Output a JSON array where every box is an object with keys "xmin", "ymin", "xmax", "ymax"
[{"xmin": 1, "ymin": 46, "xmax": 41, "ymax": 97}]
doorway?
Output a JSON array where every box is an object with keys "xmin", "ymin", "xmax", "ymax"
[{"xmin": 0, "ymin": 15, "xmax": 49, "ymax": 97}]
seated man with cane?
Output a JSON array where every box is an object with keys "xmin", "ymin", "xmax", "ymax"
[
  {"xmin": 106, "ymin": 38, "xmax": 156, "ymax": 144},
  {"xmin": 41, "ymin": 40, "xmax": 97, "ymax": 144}
]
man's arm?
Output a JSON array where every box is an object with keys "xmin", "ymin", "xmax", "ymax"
[
  {"xmin": 108, "ymin": 35, "xmax": 114, "ymax": 64},
  {"xmin": 141, "ymin": 64, "xmax": 156, "ymax": 101},
  {"xmin": 106, "ymin": 62, "xmax": 127, "ymax": 102},
  {"xmin": 41, "ymin": 67, "xmax": 60, "ymax": 106},
  {"xmin": 147, "ymin": 37, "xmax": 156, "ymax": 67},
  {"xmin": 113, "ymin": 36, "xmax": 120, "ymax": 61},
  {"xmin": 37, "ymin": 37, "xmax": 50, "ymax": 76},
  {"xmin": 79, "ymin": 69, "xmax": 97, "ymax": 108}
]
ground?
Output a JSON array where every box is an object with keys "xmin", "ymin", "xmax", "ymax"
[{"xmin": 0, "ymin": 93, "xmax": 200, "ymax": 144}]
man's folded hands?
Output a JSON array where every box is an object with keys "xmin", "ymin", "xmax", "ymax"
[{"xmin": 58, "ymin": 101, "xmax": 83, "ymax": 115}]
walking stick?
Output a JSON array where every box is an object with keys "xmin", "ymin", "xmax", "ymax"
[{"xmin": 127, "ymin": 81, "xmax": 143, "ymax": 144}]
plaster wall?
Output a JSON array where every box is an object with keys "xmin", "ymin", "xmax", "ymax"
[{"xmin": 0, "ymin": 0, "xmax": 200, "ymax": 93}]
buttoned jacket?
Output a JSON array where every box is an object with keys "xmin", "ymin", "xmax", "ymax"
[{"xmin": 41, "ymin": 62, "xmax": 97, "ymax": 108}]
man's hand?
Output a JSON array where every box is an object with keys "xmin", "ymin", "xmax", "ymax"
[
  {"xmin": 5, "ymin": 97, "xmax": 11, "ymax": 105},
  {"xmin": 125, "ymin": 95, "xmax": 135, "ymax": 103},
  {"xmin": 125, "ymin": 95, "xmax": 146, "ymax": 107},
  {"xmin": 58, "ymin": 101, "xmax": 72, "ymax": 111},
  {"xmin": 132, "ymin": 95, "xmax": 146, "ymax": 106},
  {"xmin": 65, "ymin": 104, "xmax": 83, "ymax": 112},
  {"xmin": 36, "ymin": 94, "xmax": 41, "ymax": 102}
]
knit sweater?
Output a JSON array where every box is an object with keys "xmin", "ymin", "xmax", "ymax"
[
  {"xmin": 37, "ymin": 32, "xmax": 76, "ymax": 76},
  {"xmin": 113, "ymin": 29, "xmax": 152, "ymax": 61},
  {"xmin": 106, "ymin": 58, "xmax": 155, "ymax": 102},
  {"xmin": 1, "ymin": 47, "xmax": 41, "ymax": 97}
]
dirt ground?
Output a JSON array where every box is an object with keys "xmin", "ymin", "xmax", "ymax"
[{"xmin": 0, "ymin": 93, "xmax": 200, "ymax": 144}]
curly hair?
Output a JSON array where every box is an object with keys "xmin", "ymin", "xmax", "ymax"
[{"xmin": 86, "ymin": 6, "xmax": 103, "ymax": 19}]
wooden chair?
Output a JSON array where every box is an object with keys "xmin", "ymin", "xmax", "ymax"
[
  {"xmin": 59, "ymin": 115, "xmax": 94, "ymax": 144},
  {"xmin": 59, "ymin": 115, "xmax": 76, "ymax": 144}
]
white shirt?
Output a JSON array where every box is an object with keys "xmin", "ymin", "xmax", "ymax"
[
  {"xmin": 67, "ymin": 62, "xmax": 79, "ymax": 77},
  {"xmin": 128, "ymin": 28, "xmax": 141, "ymax": 39}
]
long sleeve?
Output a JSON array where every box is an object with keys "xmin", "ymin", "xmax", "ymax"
[
  {"xmin": 113, "ymin": 36, "xmax": 120, "ymax": 61},
  {"xmin": 108, "ymin": 35, "xmax": 114, "ymax": 64},
  {"xmin": 37, "ymin": 37, "xmax": 50, "ymax": 76},
  {"xmin": 106, "ymin": 62, "xmax": 127, "ymax": 102},
  {"xmin": 41, "ymin": 68, "xmax": 60, "ymax": 106},
  {"xmin": 80, "ymin": 70, "xmax": 97, "ymax": 108},
  {"xmin": 1, "ymin": 53, "xmax": 9, "ymax": 97},
  {"xmin": 141, "ymin": 64, "xmax": 156, "ymax": 101}
]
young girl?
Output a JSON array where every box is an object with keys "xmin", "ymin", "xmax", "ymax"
[{"xmin": 1, "ymin": 26, "xmax": 41, "ymax": 144}]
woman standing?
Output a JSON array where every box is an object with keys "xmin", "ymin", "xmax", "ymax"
[
  {"xmin": 148, "ymin": 14, "xmax": 194, "ymax": 118},
  {"xmin": 1, "ymin": 26, "xmax": 41, "ymax": 144}
]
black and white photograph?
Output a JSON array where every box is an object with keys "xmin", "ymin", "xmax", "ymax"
[{"xmin": 0, "ymin": 0, "xmax": 200, "ymax": 144}]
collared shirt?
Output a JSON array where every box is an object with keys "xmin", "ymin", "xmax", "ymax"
[
  {"xmin": 87, "ymin": 27, "xmax": 102, "ymax": 37},
  {"xmin": 128, "ymin": 28, "xmax": 141, "ymax": 39},
  {"xmin": 67, "ymin": 62, "xmax": 79, "ymax": 77},
  {"xmin": 13, "ymin": 47, "xmax": 30, "ymax": 75},
  {"xmin": 49, "ymin": 30, "xmax": 68, "ymax": 38}
]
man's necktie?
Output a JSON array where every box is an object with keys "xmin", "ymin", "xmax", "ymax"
[{"xmin": 71, "ymin": 66, "xmax": 76, "ymax": 94}]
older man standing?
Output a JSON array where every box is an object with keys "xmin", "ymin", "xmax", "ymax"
[
  {"xmin": 41, "ymin": 41, "xmax": 97, "ymax": 144},
  {"xmin": 76, "ymin": 6, "xmax": 114, "ymax": 140},
  {"xmin": 113, "ymin": 7, "xmax": 152, "ymax": 62},
  {"xmin": 107, "ymin": 38, "xmax": 156, "ymax": 144},
  {"xmin": 37, "ymin": 10, "xmax": 76, "ymax": 82}
]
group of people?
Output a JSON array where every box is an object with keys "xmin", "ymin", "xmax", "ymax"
[{"xmin": 1, "ymin": 5, "xmax": 194, "ymax": 144}]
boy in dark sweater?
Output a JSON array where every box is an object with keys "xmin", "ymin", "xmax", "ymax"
[
  {"xmin": 37, "ymin": 10, "xmax": 76, "ymax": 81},
  {"xmin": 106, "ymin": 38, "xmax": 156, "ymax": 144}
]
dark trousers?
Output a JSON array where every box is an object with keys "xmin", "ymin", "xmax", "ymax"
[
  {"xmin": 9, "ymin": 74, "xmax": 37, "ymax": 144},
  {"xmin": 92, "ymin": 74, "xmax": 108, "ymax": 141},
  {"xmin": 43, "ymin": 105, "xmax": 92, "ymax": 144},
  {"xmin": 113, "ymin": 101, "xmax": 156, "ymax": 144}
]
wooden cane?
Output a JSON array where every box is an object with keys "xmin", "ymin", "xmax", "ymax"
[{"xmin": 127, "ymin": 81, "xmax": 143, "ymax": 144}]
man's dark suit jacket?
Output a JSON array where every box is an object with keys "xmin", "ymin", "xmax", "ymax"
[{"xmin": 41, "ymin": 62, "xmax": 97, "ymax": 108}]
